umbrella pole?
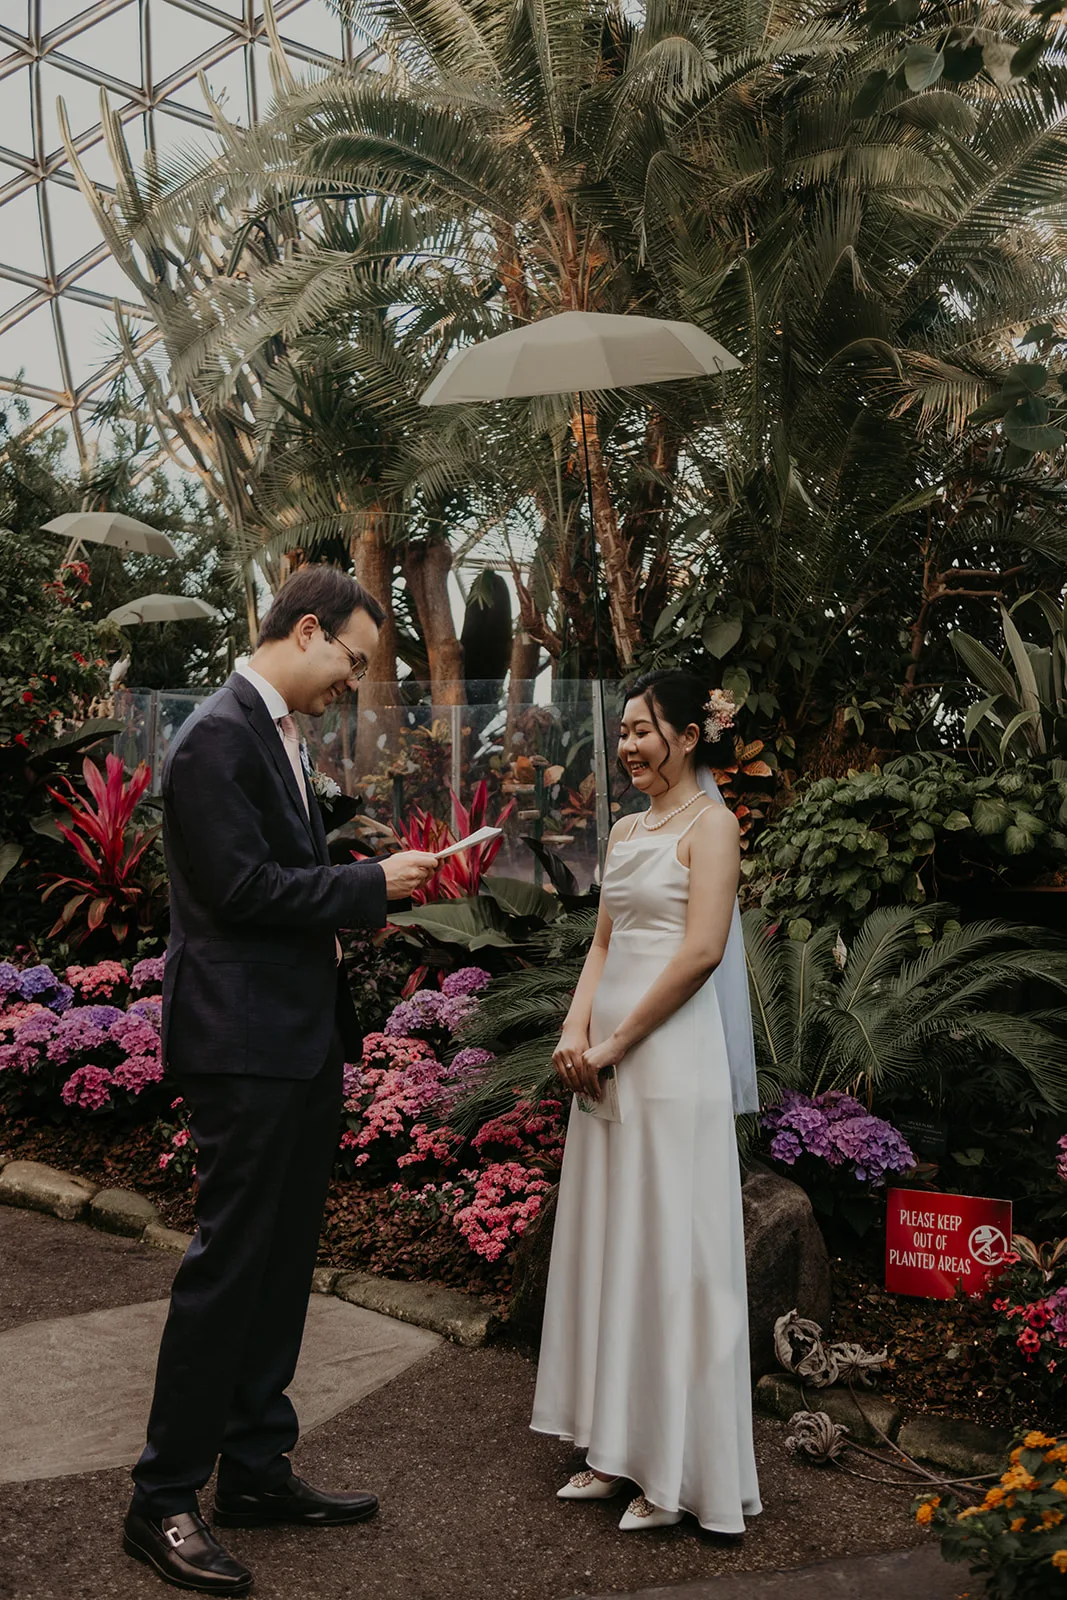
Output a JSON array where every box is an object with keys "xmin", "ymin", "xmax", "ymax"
[{"xmin": 577, "ymin": 391, "xmax": 613, "ymax": 876}]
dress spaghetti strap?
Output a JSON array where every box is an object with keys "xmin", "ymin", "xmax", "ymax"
[
  {"xmin": 626, "ymin": 813, "xmax": 643, "ymax": 840},
  {"xmin": 675, "ymin": 804, "xmax": 715, "ymax": 840}
]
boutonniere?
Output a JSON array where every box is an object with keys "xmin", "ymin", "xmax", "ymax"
[{"xmin": 300, "ymin": 742, "xmax": 342, "ymax": 807}]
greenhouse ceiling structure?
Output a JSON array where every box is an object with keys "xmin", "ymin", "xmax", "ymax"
[{"xmin": 0, "ymin": 1, "xmax": 365, "ymax": 464}]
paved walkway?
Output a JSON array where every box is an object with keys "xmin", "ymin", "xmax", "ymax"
[{"xmin": 0, "ymin": 1205, "xmax": 965, "ymax": 1600}]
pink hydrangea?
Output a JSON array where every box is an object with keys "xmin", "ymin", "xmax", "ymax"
[
  {"xmin": 130, "ymin": 956, "xmax": 165, "ymax": 991},
  {"xmin": 111, "ymin": 1054, "xmax": 164, "ymax": 1094},
  {"xmin": 13, "ymin": 1010, "xmax": 59, "ymax": 1047},
  {"xmin": 60, "ymin": 1064, "xmax": 114, "ymax": 1111},
  {"xmin": 65, "ymin": 961, "xmax": 129, "ymax": 999},
  {"xmin": 452, "ymin": 1162, "xmax": 553, "ymax": 1261},
  {"xmin": 0, "ymin": 1001, "xmax": 46, "ymax": 1038},
  {"xmin": 0, "ymin": 1041, "xmax": 39, "ymax": 1074}
]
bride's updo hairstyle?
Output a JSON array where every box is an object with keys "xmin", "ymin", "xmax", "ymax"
[{"xmin": 620, "ymin": 669, "xmax": 725, "ymax": 785}]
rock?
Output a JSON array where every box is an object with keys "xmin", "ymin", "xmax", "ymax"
[
  {"xmin": 742, "ymin": 1163, "xmax": 831, "ymax": 1378},
  {"xmin": 898, "ymin": 1415, "xmax": 1012, "ymax": 1477},
  {"xmin": 754, "ymin": 1372, "xmax": 902, "ymax": 1445},
  {"xmin": 89, "ymin": 1188, "xmax": 158, "ymax": 1238},
  {"xmin": 506, "ymin": 1186, "xmax": 558, "ymax": 1344},
  {"xmin": 311, "ymin": 1267, "xmax": 339, "ymax": 1296},
  {"xmin": 333, "ymin": 1271, "xmax": 494, "ymax": 1348},
  {"xmin": 143, "ymin": 1222, "xmax": 193, "ymax": 1254},
  {"xmin": 0, "ymin": 1159, "xmax": 99, "ymax": 1222}
]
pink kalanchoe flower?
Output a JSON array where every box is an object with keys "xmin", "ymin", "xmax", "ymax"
[
  {"xmin": 452, "ymin": 1161, "xmax": 554, "ymax": 1261},
  {"xmin": 60, "ymin": 1063, "xmax": 113, "ymax": 1111},
  {"xmin": 65, "ymin": 960, "xmax": 129, "ymax": 999}
]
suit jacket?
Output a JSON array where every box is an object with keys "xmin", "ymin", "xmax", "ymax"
[{"xmin": 160, "ymin": 671, "xmax": 387, "ymax": 1078}]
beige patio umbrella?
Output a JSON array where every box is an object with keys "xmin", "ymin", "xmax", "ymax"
[
  {"xmin": 420, "ymin": 310, "xmax": 741, "ymax": 860},
  {"xmin": 107, "ymin": 594, "xmax": 219, "ymax": 625},
  {"xmin": 42, "ymin": 511, "xmax": 179, "ymax": 563}
]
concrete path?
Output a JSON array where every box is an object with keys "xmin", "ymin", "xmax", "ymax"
[{"xmin": 0, "ymin": 1293, "xmax": 439, "ymax": 1481}]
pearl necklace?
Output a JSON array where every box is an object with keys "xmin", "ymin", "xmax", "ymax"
[{"xmin": 640, "ymin": 789, "xmax": 703, "ymax": 832}]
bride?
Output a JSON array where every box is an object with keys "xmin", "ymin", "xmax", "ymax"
[{"xmin": 531, "ymin": 668, "xmax": 762, "ymax": 1534}]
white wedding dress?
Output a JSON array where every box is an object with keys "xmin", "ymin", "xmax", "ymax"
[{"xmin": 531, "ymin": 811, "xmax": 762, "ymax": 1532}]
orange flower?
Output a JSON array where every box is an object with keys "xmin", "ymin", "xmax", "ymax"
[
  {"xmin": 916, "ymin": 1498, "xmax": 940, "ymax": 1526},
  {"xmin": 1025, "ymin": 1432, "xmax": 1056, "ymax": 1449},
  {"xmin": 1010, "ymin": 1516, "xmax": 1026, "ymax": 1532},
  {"xmin": 1052, "ymin": 1550, "xmax": 1067, "ymax": 1573},
  {"xmin": 1047, "ymin": 1446, "xmax": 1067, "ymax": 1465},
  {"xmin": 1055, "ymin": 1480, "xmax": 1067, "ymax": 1497},
  {"xmin": 957, "ymin": 1506, "xmax": 982, "ymax": 1521},
  {"xmin": 1001, "ymin": 1466, "xmax": 1038, "ymax": 1492},
  {"xmin": 984, "ymin": 1487, "xmax": 1007, "ymax": 1509},
  {"xmin": 1042, "ymin": 1509, "xmax": 1065, "ymax": 1529}
]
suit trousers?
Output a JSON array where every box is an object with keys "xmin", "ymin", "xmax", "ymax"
[{"xmin": 131, "ymin": 1028, "xmax": 344, "ymax": 1516}]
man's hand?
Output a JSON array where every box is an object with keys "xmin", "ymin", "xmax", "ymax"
[{"xmin": 381, "ymin": 850, "xmax": 440, "ymax": 901}]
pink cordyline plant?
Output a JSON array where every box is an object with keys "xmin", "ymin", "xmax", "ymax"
[{"xmin": 42, "ymin": 754, "xmax": 161, "ymax": 945}]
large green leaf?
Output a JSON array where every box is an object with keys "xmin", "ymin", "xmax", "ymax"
[
  {"xmin": 388, "ymin": 896, "xmax": 517, "ymax": 949},
  {"xmin": 0, "ymin": 841, "xmax": 22, "ymax": 886},
  {"xmin": 25, "ymin": 719, "xmax": 124, "ymax": 768},
  {"xmin": 481, "ymin": 875, "xmax": 561, "ymax": 923}
]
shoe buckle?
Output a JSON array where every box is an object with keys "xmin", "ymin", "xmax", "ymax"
[{"xmin": 164, "ymin": 1526, "xmax": 186, "ymax": 1549}]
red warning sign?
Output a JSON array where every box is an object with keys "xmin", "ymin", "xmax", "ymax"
[{"xmin": 886, "ymin": 1189, "xmax": 1013, "ymax": 1299}]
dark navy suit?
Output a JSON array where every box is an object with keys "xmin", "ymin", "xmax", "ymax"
[{"xmin": 132, "ymin": 672, "xmax": 386, "ymax": 1515}]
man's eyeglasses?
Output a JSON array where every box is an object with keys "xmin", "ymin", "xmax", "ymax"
[{"xmin": 322, "ymin": 628, "xmax": 369, "ymax": 682}]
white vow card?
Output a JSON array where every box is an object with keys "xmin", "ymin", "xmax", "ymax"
[
  {"xmin": 577, "ymin": 1067, "xmax": 623, "ymax": 1123},
  {"xmin": 434, "ymin": 826, "xmax": 503, "ymax": 859}
]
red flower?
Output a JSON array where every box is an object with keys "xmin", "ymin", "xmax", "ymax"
[
  {"xmin": 72, "ymin": 652, "xmax": 87, "ymax": 666},
  {"xmin": 993, "ymin": 1297, "xmax": 1009, "ymax": 1312},
  {"xmin": 1028, "ymin": 1304, "xmax": 1051, "ymax": 1330},
  {"xmin": 1017, "ymin": 1327, "xmax": 1042, "ymax": 1355},
  {"xmin": 21, "ymin": 691, "xmax": 33, "ymax": 704}
]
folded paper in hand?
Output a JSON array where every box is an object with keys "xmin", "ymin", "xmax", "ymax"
[
  {"xmin": 434, "ymin": 825, "xmax": 503, "ymax": 860},
  {"xmin": 577, "ymin": 1066, "xmax": 623, "ymax": 1123}
]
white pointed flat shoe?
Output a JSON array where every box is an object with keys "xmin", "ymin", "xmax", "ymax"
[
  {"xmin": 557, "ymin": 1471, "xmax": 625, "ymax": 1501},
  {"xmin": 618, "ymin": 1495, "xmax": 684, "ymax": 1531}
]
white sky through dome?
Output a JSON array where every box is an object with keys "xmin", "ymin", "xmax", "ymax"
[{"xmin": 0, "ymin": 1, "xmax": 363, "ymax": 462}]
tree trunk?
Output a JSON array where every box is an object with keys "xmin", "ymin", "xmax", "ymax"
[
  {"xmin": 350, "ymin": 505, "xmax": 400, "ymax": 782},
  {"xmin": 402, "ymin": 539, "xmax": 464, "ymax": 706},
  {"xmin": 570, "ymin": 400, "xmax": 639, "ymax": 668}
]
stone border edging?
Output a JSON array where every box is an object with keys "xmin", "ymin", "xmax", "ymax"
[
  {"xmin": 754, "ymin": 1371, "xmax": 1014, "ymax": 1478},
  {"xmin": 0, "ymin": 1155, "xmax": 495, "ymax": 1349}
]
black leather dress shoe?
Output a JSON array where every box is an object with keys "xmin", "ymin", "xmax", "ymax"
[
  {"xmin": 123, "ymin": 1508, "xmax": 253, "ymax": 1594},
  {"xmin": 213, "ymin": 1474, "xmax": 379, "ymax": 1528}
]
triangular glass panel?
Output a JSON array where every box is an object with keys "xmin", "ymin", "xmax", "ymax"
[
  {"xmin": 39, "ymin": 61, "xmax": 109, "ymax": 159},
  {"xmin": 0, "ymin": 187, "xmax": 47, "ymax": 276},
  {"xmin": 0, "ymin": 69, "xmax": 35, "ymax": 160},
  {"xmin": 61, "ymin": 8, "xmax": 146, "ymax": 88},
  {"xmin": 0, "ymin": 303, "xmax": 66, "ymax": 393}
]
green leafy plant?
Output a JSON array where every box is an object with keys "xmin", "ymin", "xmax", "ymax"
[
  {"xmin": 746, "ymin": 756, "xmax": 1067, "ymax": 936},
  {"xmin": 745, "ymin": 904, "xmax": 1067, "ymax": 1116},
  {"xmin": 916, "ymin": 1433, "xmax": 1067, "ymax": 1599},
  {"xmin": 388, "ymin": 875, "xmax": 561, "ymax": 953},
  {"xmin": 953, "ymin": 593, "xmax": 1067, "ymax": 781},
  {"xmin": 42, "ymin": 754, "xmax": 164, "ymax": 946}
]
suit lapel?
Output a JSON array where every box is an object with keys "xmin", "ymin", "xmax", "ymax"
[{"xmin": 226, "ymin": 674, "xmax": 318, "ymax": 852}]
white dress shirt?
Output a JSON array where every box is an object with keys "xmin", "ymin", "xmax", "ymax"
[{"xmin": 237, "ymin": 661, "xmax": 290, "ymax": 731}]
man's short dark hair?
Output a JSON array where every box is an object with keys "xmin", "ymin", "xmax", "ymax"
[{"xmin": 257, "ymin": 565, "xmax": 385, "ymax": 647}]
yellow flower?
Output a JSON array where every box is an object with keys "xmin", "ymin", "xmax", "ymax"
[
  {"xmin": 1010, "ymin": 1517, "xmax": 1026, "ymax": 1532},
  {"xmin": 916, "ymin": 1498, "xmax": 940, "ymax": 1526},
  {"xmin": 1052, "ymin": 1550, "xmax": 1067, "ymax": 1573},
  {"xmin": 984, "ymin": 1487, "xmax": 1007, "ymax": 1509},
  {"xmin": 1025, "ymin": 1432, "xmax": 1056, "ymax": 1450}
]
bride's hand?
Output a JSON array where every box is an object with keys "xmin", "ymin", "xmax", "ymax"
[
  {"xmin": 582, "ymin": 1035, "xmax": 625, "ymax": 1077},
  {"xmin": 552, "ymin": 1028, "xmax": 597, "ymax": 1098}
]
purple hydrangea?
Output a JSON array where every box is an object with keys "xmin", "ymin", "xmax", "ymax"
[
  {"xmin": 108, "ymin": 1013, "xmax": 160, "ymax": 1058},
  {"xmin": 13, "ymin": 1010, "xmax": 59, "ymax": 1046},
  {"xmin": 83, "ymin": 1005, "xmax": 124, "ymax": 1029},
  {"xmin": 0, "ymin": 1041, "xmax": 38, "ymax": 1074},
  {"xmin": 60, "ymin": 1064, "xmax": 113, "ymax": 1111},
  {"xmin": 384, "ymin": 989, "xmax": 477, "ymax": 1038},
  {"xmin": 1058, "ymin": 1133, "xmax": 1067, "ymax": 1186},
  {"xmin": 46, "ymin": 1009, "xmax": 110, "ymax": 1065},
  {"xmin": 449, "ymin": 1046, "xmax": 495, "ymax": 1074},
  {"xmin": 130, "ymin": 956, "xmax": 165, "ymax": 991},
  {"xmin": 1047, "ymin": 1285, "xmax": 1067, "ymax": 1342},
  {"xmin": 762, "ymin": 1090, "xmax": 915, "ymax": 1187},
  {"xmin": 111, "ymin": 1054, "xmax": 164, "ymax": 1094},
  {"xmin": 0, "ymin": 962, "xmax": 21, "ymax": 999},
  {"xmin": 342, "ymin": 1061, "xmax": 363, "ymax": 1099},
  {"xmin": 441, "ymin": 967, "xmax": 491, "ymax": 999},
  {"xmin": 18, "ymin": 964, "xmax": 60, "ymax": 1001},
  {"xmin": 47, "ymin": 984, "xmax": 75, "ymax": 1014},
  {"xmin": 128, "ymin": 996, "xmax": 163, "ymax": 1023}
]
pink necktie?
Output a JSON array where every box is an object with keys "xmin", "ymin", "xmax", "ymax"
[
  {"xmin": 278, "ymin": 715, "xmax": 309, "ymax": 816},
  {"xmin": 279, "ymin": 714, "xmax": 342, "ymax": 965}
]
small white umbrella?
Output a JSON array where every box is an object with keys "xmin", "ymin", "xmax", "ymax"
[
  {"xmin": 107, "ymin": 593, "xmax": 219, "ymax": 626},
  {"xmin": 42, "ymin": 511, "xmax": 179, "ymax": 561},
  {"xmin": 419, "ymin": 310, "xmax": 739, "ymax": 405}
]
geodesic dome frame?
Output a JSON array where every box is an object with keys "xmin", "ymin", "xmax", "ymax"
[{"xmin": 0, "ymin": 1, "xmax": 361, "ymax": 464}]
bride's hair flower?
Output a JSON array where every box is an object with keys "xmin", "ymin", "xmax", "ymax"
[{"xmin": 703, "ymin": 688, "xmax": 737, "ymax": 743}]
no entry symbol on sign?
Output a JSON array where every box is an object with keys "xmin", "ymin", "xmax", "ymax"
[{"xmin": 885, "ymin": 1189, "xmax": 1013, "ymax": 1299}]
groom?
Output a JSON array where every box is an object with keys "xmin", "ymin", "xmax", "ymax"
[{"xmin": 124, "ymin": 566, "xmax": 439, "ymax": 1595}]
